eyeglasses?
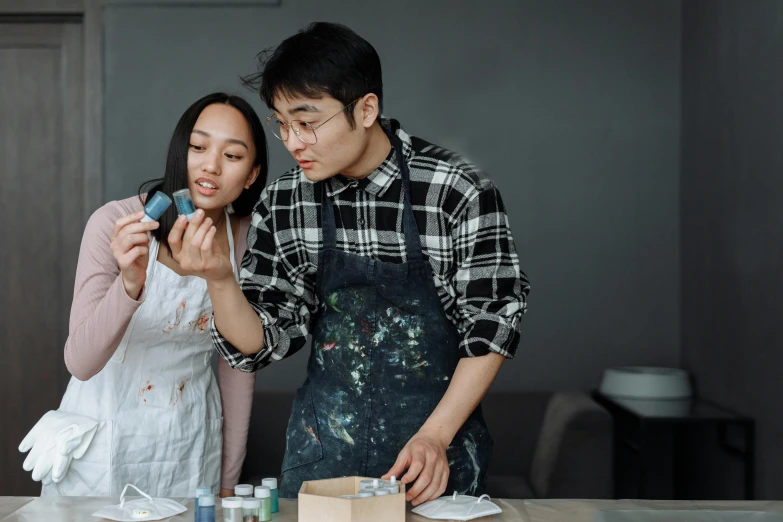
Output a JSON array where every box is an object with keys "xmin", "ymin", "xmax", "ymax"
[{"xmin": 265, "ymin": 98, "xmax": 361, "ymax": 145}]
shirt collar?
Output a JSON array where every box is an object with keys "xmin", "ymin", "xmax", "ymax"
[{"xmin": 326, "ymin": 118, "xmax": 412, "ymax": 199}]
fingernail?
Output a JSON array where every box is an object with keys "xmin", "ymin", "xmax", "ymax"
[{"xmin": 196, "ymin": 209, "xmax": 204, "ymax": 216}]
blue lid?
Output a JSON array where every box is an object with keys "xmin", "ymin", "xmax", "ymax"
[{"xmin": 143, "ymin": 191, "xmax": 172, "ymax": 221}]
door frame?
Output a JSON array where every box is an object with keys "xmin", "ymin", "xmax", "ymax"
[{"xmin": 0, "ymin": 0, "xmax": 103, "ymax": 220}]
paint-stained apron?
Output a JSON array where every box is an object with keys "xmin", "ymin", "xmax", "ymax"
[
  {"xmin": 279, "ymin": 130, "xmax": 493, "ymax": 498},
  {"xmin": 42, "ymin": 211, "xmax": 237, "ymax": 496}
]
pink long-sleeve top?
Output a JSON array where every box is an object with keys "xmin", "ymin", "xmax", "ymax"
[{"xmin": 63, "ymin": 196, "xmax": 254, "ymax": 490}]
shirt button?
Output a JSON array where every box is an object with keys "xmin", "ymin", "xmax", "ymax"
[
  {"xmin": 358, "ymin": 218, "xmax": 365, "ymax": 226},
  {"xmin": 350, "ymin": 181, "xmax": 359, "ymax": 188}
]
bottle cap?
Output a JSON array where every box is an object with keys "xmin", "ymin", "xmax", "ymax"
[
  {"xmin": 242, "ymin": 498, "xmax": 262, "ymax": 509},
  {"xmin": 142, "ymin": 191, "xmax": 172, "ymax": 221},
  {"xmin": 234, "ymin": 484, "xmax": 254, "ymax": 496},
  {"xmin": 222, "ymin": 497, "xmax": 243, "ymax": 509}
]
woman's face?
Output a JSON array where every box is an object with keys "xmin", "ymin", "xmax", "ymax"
[{"xmin": 187, "ymin": 103, "xmax": 260, "ymax": 211}]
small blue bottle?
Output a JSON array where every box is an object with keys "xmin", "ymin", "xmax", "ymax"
[
  {"xmin": 194, "ymin": 486, "xmax": 211, "ymax": 521},
  {"xmin": 196, "ymin": 494, "xmax": 215, "ymax": 522},
  {"xmin": 140, "ymin": 191, "xmax": 172, "ymax": 223},
  {"xmin": 173, "ymin": 188, "xmax": 197, "ymax": 221}
]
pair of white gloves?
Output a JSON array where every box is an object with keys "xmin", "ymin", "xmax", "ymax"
[{"xmin": 18, "ymin": 410, "xmax": 99, "ymax": 485}]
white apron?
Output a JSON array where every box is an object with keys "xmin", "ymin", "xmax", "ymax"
[{"xmin": 43, "ymin": 211, "xmax": 237, "ymax": 497}]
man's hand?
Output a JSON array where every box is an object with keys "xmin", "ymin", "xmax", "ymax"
[{"xmin": 384, "ymin": 429, "xmax": 449, "ymax": 506}]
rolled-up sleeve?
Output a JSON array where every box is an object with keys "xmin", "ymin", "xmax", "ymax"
[
  {"xmin": 211, "ymin": 191, "xmax": 316, "ymax": 372},
  {"xmin": 451, "ymin": 183, "xmax": 529, "ymax": 358}
]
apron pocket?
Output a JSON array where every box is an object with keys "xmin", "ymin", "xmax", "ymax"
[
  {"xmin": 42, "ymin": 419, "xmax": 113, "ymax": 496},
  {"xmin": 111, "ymin": 410, "xmax": 203, "ymax": 497},
  {"xmin": 281, "ymin": 385, "xmax": 324, "ymax": 472}
]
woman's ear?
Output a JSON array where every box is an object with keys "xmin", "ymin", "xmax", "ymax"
[{"xmin": 245, "ymin": 165, "xmax": 261, "ymax": 189}]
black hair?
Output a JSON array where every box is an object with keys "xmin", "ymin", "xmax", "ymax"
[
  {"xmin": 241, "ymin": 22, "xmax": 383, "ymax": 129},
  {"xmin": 138, "ymin": 92, "xmax": 268, "ymax": 253}
]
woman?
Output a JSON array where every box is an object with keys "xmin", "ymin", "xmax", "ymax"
[{"xmin": 29, "ymin": 92, "xmax": 267, "ymax": 497}]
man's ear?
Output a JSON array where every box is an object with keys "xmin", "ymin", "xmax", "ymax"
[{"xmin": 359, "ymin": 93, "xmax": 381, "ymax": 129}]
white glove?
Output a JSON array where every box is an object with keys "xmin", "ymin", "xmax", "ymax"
[
  {"xmin": 19, "ymin": 410, "xmax": 99, "ymax": 484},
  {"xmin": 51, "ymin": 420, "xmax": 99, "ymax": 483}
]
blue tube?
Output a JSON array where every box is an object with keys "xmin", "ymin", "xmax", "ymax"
[
  {"xmin": 141, "ymin": 192, "xmax": 172, "ymax": 222},
  {"xmin": 173, "ymin": 188, "xmax": 197, "ymax": 221}
]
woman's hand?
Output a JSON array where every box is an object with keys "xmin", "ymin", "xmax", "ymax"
[
  {"xmin": 109, "ymin": 211, "xmax": 159, "ymax": 299},
  {"xmin": 168, "ymin": 210, "xmax": 234, "ymax": 283}
]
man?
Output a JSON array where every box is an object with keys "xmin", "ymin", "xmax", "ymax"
[{"xmin": 170, "ymin": 22, "xmax": 529, "ymax": 506}]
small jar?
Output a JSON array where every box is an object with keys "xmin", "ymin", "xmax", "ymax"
[
  {"xmin": 356, "ymin": 490, "xmax": 374, "ymax": 498},
  {"xmin": 194, "ymin": 486, "xmax": 211, "ymax": 519},
  {"xmin": 253, "ymin": 485, "xmax": 272, "ymax": 521},
  {"xmin": 241, "ymin": 498, "xmax": 261, "ymax": 522},
  {"xmin": 384, "ymin": 476, "xmax": 400, "ymax": 494},
  {"xmin": 197, "ymin": 494, "xmax": 215, "ymax": 522},
  {"xmin": 222, "ymin": 497, "xmax": 244, "ymax": 522},
  {"xmin": 234, "ymin": 484, "xmax": 254, "ymax": 498},
  {"xmin": 373, "ymin": 488, "xmax": 391, "ymax": 496},
  {"xmin": 359, "ymin": 478, "xmax": 382, "ymax": 490},
  {"xmin": 261, "ymin": 478, "xmax": 279, "ymax": 513}
]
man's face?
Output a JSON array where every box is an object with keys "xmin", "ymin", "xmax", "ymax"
[{"xmin": 270, "ymin": 94, "xmax": 369, "ymax": 182}]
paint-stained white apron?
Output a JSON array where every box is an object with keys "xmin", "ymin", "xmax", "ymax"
[{"xmin": 43, "ymin": 211, "xmax": 237, "ymax": 496}]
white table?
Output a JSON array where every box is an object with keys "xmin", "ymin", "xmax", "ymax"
[{"xmin": 2, "ymin": 496, "xmax": 782, "ymax": 521}]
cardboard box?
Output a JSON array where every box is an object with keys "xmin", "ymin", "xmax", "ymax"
[{"xmin": 298, "ymin": 476, "xmax": 406, "ymax": 522}]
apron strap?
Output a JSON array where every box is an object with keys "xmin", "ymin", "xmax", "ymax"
[
  {"xmin": 145, "ymin": 231, "xmax": 161, "ymax": 279},
  {"xmin": 224, "ymin": 208, "xmax": 240, "ymax": 283},
  {"xmin": 387, "ymin": 129, "xmax": 424, "ymax": 262},
  {"xmin": 321, "ymin": 181, "xmax": 337, "ymax": 250},
  {"xmin": 320, "ymin": 127, "xmax": 424, "ymax": 262}
]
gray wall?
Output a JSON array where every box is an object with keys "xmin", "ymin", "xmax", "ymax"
[
  {"xmin": 681, "ymin": 0, "xmax": 783, "ymax": 500},
  {"xmin": 103, "ymin": 0, "xmax": 682, "ymax": 391}
]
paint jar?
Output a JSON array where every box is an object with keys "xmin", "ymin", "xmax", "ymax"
[
  {"xmin": 339, "ymin": 495, "xmax": 358, "ymax": 499},
  {"xmin": 252, "ymin": 486, "xmax": 272, "ymax": 521},
  {"xmin": 173, "ymin": 188, "xmax": 196, "ymax": 221},
  {"xmin": 234, "ymin": 484, "xmax": 253, "ymax": 498},
  {"xmin": 194, "ymin": 486, "xmax": 211, "ymax": 516},
  {"xmin": 359, "ymin": 478, "xmax": 382, "ymax": 490},
  {"xmin": 373, "ymin": 488, "xmax": 391, "ymax": 496},
  {"xmin": 356, "ymin": 490, "xmax": 374, "ymax": 498},
  {"xmin": 384, "ymin": 476, "xmax": 400, "ymax": 494},
  {"xmin": 222, "ymin": 497, "xmax": 243, "ymax": 522},
  {"xmin": 197, "ymin": 494, "xmax": 215, "ymax": 522},
  {"xmin": 241, "ymin": 497, "xmax": 261, "ymax": 522},
  {"xmin": 261, "ymin": 478, "xmax": 279, "ymax": 513}
]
